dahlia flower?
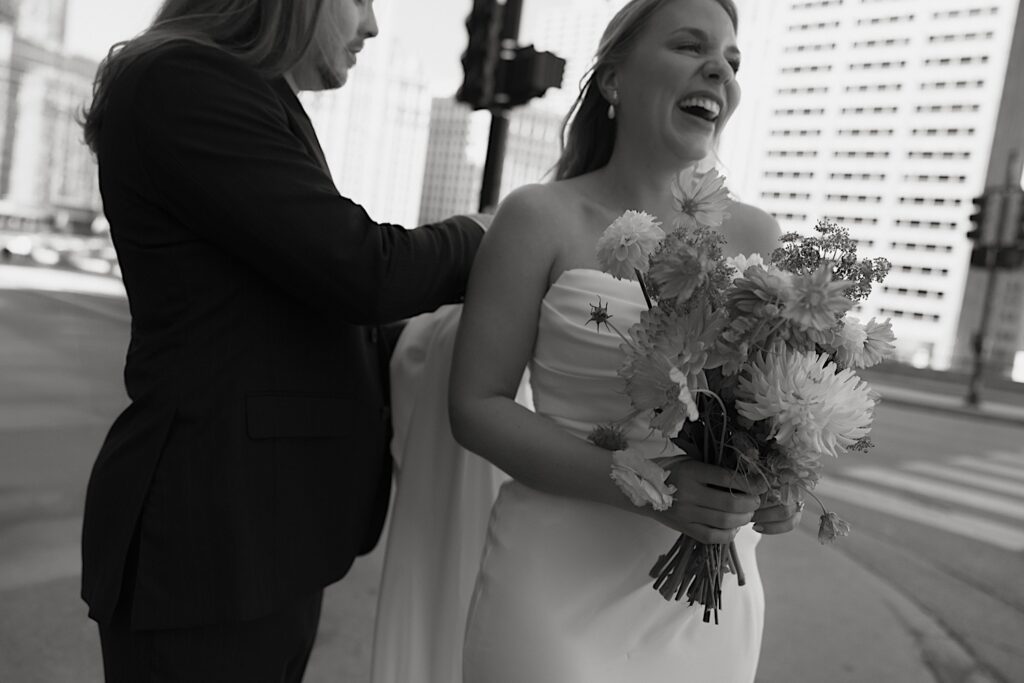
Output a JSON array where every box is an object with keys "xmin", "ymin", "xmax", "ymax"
[
  {"xmin": 781, "ymin": 265, "xmax": 854, "ymax": 332},
  {"xmin": 736, "ymin": 345, "xmax": 876, "ymax": 459},
  {"xmin": 596, "ymin": 210, "xmax": 665, "ymax": 280}
]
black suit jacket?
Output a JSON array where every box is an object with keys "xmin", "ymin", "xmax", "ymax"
[{"xmin": 81, "ymin": 42, "xmax": 483, "ymax": 630}]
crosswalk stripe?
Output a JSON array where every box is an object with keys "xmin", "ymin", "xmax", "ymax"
[
  {"xmin": 814, "ymin": 478, "xmax": 1024, "ymax": 551},
  {"xmin": 842, "ymin": 467, "xmax": 1024, "ymax": 520},
  {"xmin": 903, "ymin": 462, "xmax": 1024, "ymax": 499},
  {"xmin": 949, "ymin": 458, "xmax": 1024, "ymax": 483},
  {"xmin": 986, "ymin": 452, "xmax": 1024, "ymax": 468}
]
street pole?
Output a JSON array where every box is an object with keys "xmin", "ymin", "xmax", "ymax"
[
  {"xmin": 966, "ymin": 150, "xmax": 1022, "ymax": 406},
  {"xmin": 477, "ymin": 0, "xmax": 523, "ymax": 213}
]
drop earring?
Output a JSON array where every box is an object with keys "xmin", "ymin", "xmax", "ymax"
[{"xmin": 607, "ymin": 90, "xmax": 618, "ymax": 120}]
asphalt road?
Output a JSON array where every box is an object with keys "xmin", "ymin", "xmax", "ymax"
[{"xmin": 2, "ymin": 287, "xmax": 1022, "ymax": 682}]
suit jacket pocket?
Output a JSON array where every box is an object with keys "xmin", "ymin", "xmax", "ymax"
[{"xmin": 246, "ymin": 393, "xmax": 354, "ymax": 439}]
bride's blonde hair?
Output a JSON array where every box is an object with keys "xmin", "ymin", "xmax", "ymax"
[
  {"xmin": 81, "ymin": 0, "xmax": 327, "ymax": 154},
  {"xmin": 554, "ymin": 0, "xmax": 738, "ymax": 181}
]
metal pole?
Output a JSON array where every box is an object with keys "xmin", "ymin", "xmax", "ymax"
[
  {"xmin": 966, "ymin": 150, "xmax": 1022, "ymax": 406},
  {"xmin": 477, "ymin": 0, "xmax": 523, "ymax": 213}
]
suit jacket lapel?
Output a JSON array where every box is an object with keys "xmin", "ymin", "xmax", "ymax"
[{"xmin": 270, "ymin": 78, "xmax": 334, "ymax": 181}]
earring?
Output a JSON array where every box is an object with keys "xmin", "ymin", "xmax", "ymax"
[{"xmin": 608, "ymin": 103, "xmax": 616, "ymax": 120}]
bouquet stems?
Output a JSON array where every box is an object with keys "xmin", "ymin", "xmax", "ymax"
[{"xmin": 649, "ymin": 536, "xmax": 742, "ymax": 624}]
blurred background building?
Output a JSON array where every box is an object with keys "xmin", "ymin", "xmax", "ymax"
[
  {"xmin": 0, "ymin": 0, "xmax": 99, "ymax": 237},
  {"xmin": 3, "ymin": 0, "xmax": 1023, "ymax": 381},
  {"xmin": 720, "ymin": 0, "xmax": 1024, "ymax": 373}
]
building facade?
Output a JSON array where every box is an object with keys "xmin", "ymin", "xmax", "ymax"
[
  {"xmin": 719, "ymin": 0, "xmax": 1023, "ymax": 370},
  {"xmin": 301, "ymin": 17, "xmax": 432, "ymax": 229},
  {"xmin": 0, "ymin": 0, "xmax": 100, "ymax": 235}
]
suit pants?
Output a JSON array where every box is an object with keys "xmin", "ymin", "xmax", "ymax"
[
  {"xmin": 98, "ymin": 589, "xmax": 323, "ymax": 683},
  {"xmin": 97, "ymin": 536, "xmax": 324, "ymax": 683}
]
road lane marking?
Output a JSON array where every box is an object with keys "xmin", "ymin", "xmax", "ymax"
[
  {"xmin": 986, "ymin": 452, "xmax": 1024, "ymax": 468},
  {"xmin": 903, "ymin": 462, "xmax": 1024, "ymax": 499},
  {"xmin": 814, "ymin": 479, "xmax": 1024, "ymax": 551},
  {"xmin": 841, "ymin": 467, "xmax": 1024, "ymax": 520},
  {"xmin": 948, "ymin": 458, "xmax": 1024, "ymax": 483}
]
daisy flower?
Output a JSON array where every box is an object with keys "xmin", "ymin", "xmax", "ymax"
[{"xmin": 672, "ymin": 167, "xmax": 731, "ymax": 231}]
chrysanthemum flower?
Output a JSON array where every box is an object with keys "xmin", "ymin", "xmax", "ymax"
[
  {"xmin": 736, "ymin": 345, "xmax": 876, "ymax": 459},
  {"xmin": 818, "ymin": 511, "xmax": 851, "ymax": 544},
  {"xmin": 609, "ymin": 447, "xmax": 677, "ymax": 511},
  {"xmin": 780, "ymin": 265, "xmax": 854, "ymax": 332},
  {"xmin": 724, "ymin": 253, "xmax": 766, "ymax": 281},
  {"xmin": 596, "ymin": 210, "xmax": 665, "ymax": 280},
  {"xmin": 672, "ymin": 167, "xmax": 731, "ymax": 231}
]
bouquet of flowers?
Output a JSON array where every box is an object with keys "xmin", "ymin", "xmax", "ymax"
[{"xmin": 587, "ymin": 168, "xmax": 895, "ymax": 624}]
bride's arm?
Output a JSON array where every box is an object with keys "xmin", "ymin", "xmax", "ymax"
[{"xmin": 449, "ymin": 187, "xmax": 761, "ymax": 544}]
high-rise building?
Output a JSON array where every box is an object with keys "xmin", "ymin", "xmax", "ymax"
[
  {"xmin": 719, "ymin": 0, "xmax": 1023, "ymax": 370},
  {"xmin": 416, "ymin": 97, "xmax": 563, "ymax": 224},
  {"xmin": 418, "ymin": 97, "xmax": 484, "ymax": 225},
  {"xmin": 301, "ymin": 15, "xmax": 431, "ymax": 229},
  {"xmin": 0, "ymin": 0, "xmax": 100, "ymax": 235}
]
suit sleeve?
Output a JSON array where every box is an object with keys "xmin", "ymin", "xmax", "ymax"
[{"xmin": 128, "ymin": 46, "xmax": 482, "ymax": 324}]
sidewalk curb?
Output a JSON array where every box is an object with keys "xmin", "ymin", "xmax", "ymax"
[
  {"xmin": 21, "ymin": 289, "xmax": 130, "ymax": 324},
  {"xmin": 803, "ymin": 528, "xmax": 1000, "ymax": 683}
]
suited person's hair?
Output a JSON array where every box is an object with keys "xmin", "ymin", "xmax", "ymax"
[
  {"xmin": 554, "ymin": 0, "xmax": 738, "ymax": 181},
  {"xmin": 81, "ymin": 0, "xmax": 327, "ymax": 154}
]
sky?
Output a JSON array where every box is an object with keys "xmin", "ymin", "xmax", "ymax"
[{"xmin": 65, "ymin": 0, "xmax": 575, "ymax": 97}]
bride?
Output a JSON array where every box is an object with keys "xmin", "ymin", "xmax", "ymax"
[{"xmin": 373, "ymin": 0, "xmax": 802, "ymax": 680}]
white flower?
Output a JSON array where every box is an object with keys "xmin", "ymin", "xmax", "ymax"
[
  {"xmin": 834, "ymin": 316, "xmax": 869, "ymax": 368},
  {"xmin": 610, "ymin": 447, "xmax": 677, "ymax": 511},
  {"xmin": 862, "ymin": 317, "xmax": 897, "ymax": 367},
  {"xmin": 669, "ymin": 366, "xmax": 701, "ymax": 423},
  {"xmin": 736, "ymin": 345, "xmax": 876, "ymax": 459},
  {"xmin": 596, "ymin": 211, "xmax": 665, "ymax": 280},
  {"xmin": 834, "ymin": 316, "xmax": 895, "ymax": 369},
  {"xmin": 672, "ymin": 167, "xmax": 731, "ymax": 231},
  {"xmin": 725, "ymin": 253, "xmax": 766, "ymax": 281}
]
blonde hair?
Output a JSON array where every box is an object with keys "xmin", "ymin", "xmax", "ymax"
[
  {"xmin": 81, "ymin": 0, "xmax": 327, "ymax": 153},
  {"xmin": 554, "ymin": 0, "xmax": 738, "ymax": 180}
]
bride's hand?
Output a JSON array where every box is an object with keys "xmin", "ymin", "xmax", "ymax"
[
  {"xmin": 654, "ymin": 461, "xmax": 766, "ymax": 544},
  {"xmin": 750, "ymin": 497, "xmax": 803, "ymax": 535}
]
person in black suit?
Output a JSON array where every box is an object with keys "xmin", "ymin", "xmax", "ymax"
[{"xmin": 79, "ymin": 1, "xmax": 484, "ymax": 680}]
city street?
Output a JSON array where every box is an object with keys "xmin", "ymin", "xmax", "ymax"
[{"xmin": 2, "ymin": 281, "xmax": 1023, "ymax": 682}]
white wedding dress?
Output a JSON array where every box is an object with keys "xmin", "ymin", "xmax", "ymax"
[{"xmin": 372, "ymin": 269, "xmax": 764, "ymax": 683}]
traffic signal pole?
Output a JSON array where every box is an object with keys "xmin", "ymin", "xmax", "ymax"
[
  {"xmin": 966, "ymin": 150, "xmax": 1022, "ymax": 406},
  {"xmin": 478, "ymin": 0, "xmax": 523, "ymax": 213}
]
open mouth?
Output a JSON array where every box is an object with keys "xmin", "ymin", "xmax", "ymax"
[{"xmin": 677, "ymin": 96, "xmax": 721, "ymax": 123}]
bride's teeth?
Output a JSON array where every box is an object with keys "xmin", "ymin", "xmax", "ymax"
[{"xmin": 678, "ymin": 97, "xmax": 721, "ymax": 118}]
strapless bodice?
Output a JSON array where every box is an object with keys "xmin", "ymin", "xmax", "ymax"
[{"xmin": 531, "ymin": 268, "xmax": 674, "ymax": 458}]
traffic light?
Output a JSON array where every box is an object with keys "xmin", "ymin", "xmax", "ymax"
[
  {"xmin": 967, "ymin": 193, "xmax": 987, "ymax": 242},
  {"xmin": 456, "ymin": 0, "xmax": 503, "ymax": 110},
  {"xmin": 499, "ymin": 46, "xmax": 566, "ymax": 108}
]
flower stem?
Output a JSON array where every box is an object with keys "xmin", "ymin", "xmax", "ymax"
[{"xmin": 635, "ymin": 270, "xmax": 654, "ymax": 310}]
